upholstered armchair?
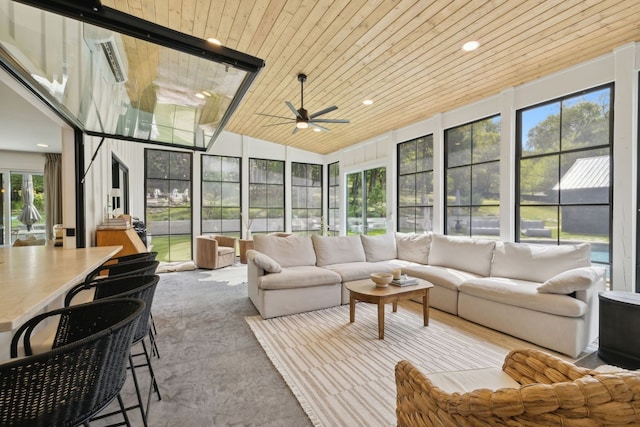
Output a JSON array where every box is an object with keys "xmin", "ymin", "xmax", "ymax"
[
  {"xmin": 396, "ymin": 348, "xmax": 640, "ymax": 426},
  {"xmin": 195, "ymin": 235, "xmax": 237, "ymax": 269}
]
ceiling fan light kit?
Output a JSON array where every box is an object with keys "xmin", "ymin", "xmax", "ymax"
[{"xmin": 257, "ymin": 73, "xmax": 350, "ymax": 134}]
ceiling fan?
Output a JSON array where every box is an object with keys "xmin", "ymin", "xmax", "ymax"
[{"xmin": 257, "ymin": 73, "xmax": 350, "ymax": 134}]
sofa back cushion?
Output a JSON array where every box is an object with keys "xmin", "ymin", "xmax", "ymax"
[
  {"xmin": 360, "ymin": 234, "xmax": 397, "ymax": 262},
  {"xmin": 312, "ymin": 235, "xmax": 366, "ymax": 266},
  {"xmin": 428, "ymin": 234, "xmax": 495, "ymax": 276},
  {"xmin": 253, "ymin": 234, "xmax": 316, "ymax": 268},
  {"xmin": 395, "ymin": 232, "xmax": 431, "ymax": 264},
  {"xmin": 491, "ymin": 242, "xmax": 591, "ymax": 282}
]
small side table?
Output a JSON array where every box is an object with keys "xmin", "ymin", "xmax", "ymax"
[
  {"xmin": 598, "ymin": 291, "xmax": 640, "ymax": 369},
  {"xmin": 239, "ymin": 239, "xmax": 254, "ymax": 264}
]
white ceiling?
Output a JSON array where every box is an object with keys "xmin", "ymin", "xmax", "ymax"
[{"xmin": 0, "ymin": 71, "xmax": 63, "ymax": 154}]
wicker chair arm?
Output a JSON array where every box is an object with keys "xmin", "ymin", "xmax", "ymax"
[
  {"xmin": 396, "ymin": 353, "xmax": 640, "ymax": 426},
  {"xmin": 10, "ymin": 309, "xmax": 64, "ymax": 358},
  {"xmin": 64, "ymin": 281, "xmax": 98, "ymax": 307},
  {"xmin": 501, "ymin": 348, "xmax": 592, "ymax": 385}
]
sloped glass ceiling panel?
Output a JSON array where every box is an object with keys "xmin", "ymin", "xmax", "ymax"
[{"xmin": 0, "ymin": 0, "xmax": 264, "ymax": 151}]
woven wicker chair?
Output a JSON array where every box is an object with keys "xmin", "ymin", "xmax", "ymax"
[
  {"xmin": 396, "ymin": 348, "xmax": 640, "ymax": 426},
  {"xmin": 2, "ymin": 298, "xmax": 144, "ymax": 427}
]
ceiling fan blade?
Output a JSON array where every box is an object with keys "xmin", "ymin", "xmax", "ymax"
[
  {"xmin": 262, "ymin": 122, "xmax": 296, "ymax": 127},
  {"xmin": 309, "ymin": 122, "xmax": 330, "ymax": 132},
  {"xmin": 292, "ymin": 126, "xmax": 299, "ymax": 135},
  {"xmin": 311, "ymin": 119, "xmax": 350, "ymax": 124},
  {"xmin": 256, "ymin": 113, "xmax": 296, "ymax": 121},
  {"xmin": 285, "ymin": 101, "xmax": 302, "ymax": 118},
  {"xmin": 309, "ymin": 105, "xmax": 338, "ymax": 119}
]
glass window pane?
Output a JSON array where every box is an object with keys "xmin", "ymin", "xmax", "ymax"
[
  {"xmin": 202, "ymin": 156, "xmax": 221, "ymax": 181},
  {"xmin": 221, "ymin": 182, "xmax": 240, "ymax": 206},
  {"xmin": 520, "ymin": 103, "xmax": 560, "ymax": 157},
  {"xmin": 520, "ymin": 205, "xmax": 557, "ymax": 242},
  {"xmin": 559, "ymin": 150, "xmax": 609, "ymax": 204},
  {"xmin": 447, "ymin": 166, "xmax": 471, "ymax": 205},
  {"xmin": 561, "ymin": 89, "xmax": 611, "ymax": 150},
  {"xmin": 472, "ymin": 116, "xmax": 501, "ymax": 162},
  {"xmin": 446, "ymin": 124, "xmax": 471, "ymax": 167},
  {"xmin": 520, "ymin": 155, "xmax": 559, "ymax": 204},
  {"xmin": 472, "ymin": 162, "xmax": 500, "ymax": 205},
  {"xmin": 202, "ymin": 182, "xmax": 221, "ymax": 206},
  {"xmin": 559, "ymin": 205, "xmax": 610, "ymax": 243},
  {"xmin": 399, "ymin": 140, "xmax": 416, "ymax": 175},
  {"xmin": 222, "ymin": 157, "xmax": 240, "ymax": 182},
  {"xmin": 447, "ymin": 206, "xmax": 469, "ymax": 236},
  {"xmin": 267, "ymin": 185, "xmax": 284, "ymax": 208},
  {"xmin": 470, "ymin": 207, "xmax": 500, "ymax": 238},
  {"xmin": 417, "ymin": 135, "xmax": 434, "ymax": 172},
  {"xmin": 169, "ymin": 152, "xmax": 191, "ymax": 180},
  {"xmin": 398, "ymin": 175, "xmax": 416, "ymax": 207},
  {"xmin": 146, "ymin": 150, "xmax": 170, "ymax": 178}
]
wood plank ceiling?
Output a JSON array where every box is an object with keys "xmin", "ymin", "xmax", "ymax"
[{"xmin": 102, "ymin": 0, "xmax": 640, "ymax": 155}]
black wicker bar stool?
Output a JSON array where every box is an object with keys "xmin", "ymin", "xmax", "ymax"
[
  {"xmin": 66, "ymin": 274, "xmax": 162, "ymax": 427},
  {"xmin": 2, "ymin": 298, "xmax": 145, "ymax": 427}
]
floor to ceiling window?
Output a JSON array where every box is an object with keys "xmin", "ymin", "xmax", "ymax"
[
  {"xmin": 248, "ymin": 158, "xmax": 285, "ymax": 235},
  {"xmin": 346, "ymin": 167, "xmax": 386, "ymax": 235},
  {"xmin": 145, "ymin": 149, "xmax": 192, "ymax": 262},
  {"xmin": 327, "ymin": 162, "xmax": 340, "ymax": 236},
  {"xmin": 201, "ymin": 155, "xmax": 241, "ymax": 238},
  {"xmin": 397, "ymin": 135, "xmax": 434, "ymax": 233},
  {"xmin": 517, "ymin": 84, "xmax": 612, "ymax": 274},
  {"xmin": 444, "ymin": 115, "xmax": 501, "ymax": 237},
  {"xmin": 0, "ymin": 171, "xmax": 46, "ymax": 245},
  {"xmin": 291, "ymin": 162, "xmax": 322, "ymax": 236}
]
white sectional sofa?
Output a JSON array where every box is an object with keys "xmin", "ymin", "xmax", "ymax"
[{"xmin": 247, "ymin": 232, "xmax": 606, "ymax": 357}]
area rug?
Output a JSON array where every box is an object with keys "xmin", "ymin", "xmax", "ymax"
[{"xmin": 247, "ymin": 303, "xmax": 522, "ymax": 427}]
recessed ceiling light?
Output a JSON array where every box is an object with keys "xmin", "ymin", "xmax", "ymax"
[
  {"xmin": 462, "ymin": 40, "xmax": 480, "ymax": 52},
  {"xmin": 363, "ymin": 99, "xmax": 374, "ymax": 105},
  {"xmin": 36, "ymin": 143, "xmax": 48, "ymax": 147},
  {"xmin": 313, "ymin": 128, "xmax": 321, "ymax": 132},
  {"xmin": 202, "ymin": 90, "xmax": 212, "ymax": 97},
  {"xmin": 195, "ymin": 93, "xmax": 206, "ymax": 99},
  {"xmin": 207, "ymin": 38, "xmax": 222, "ymax": 46}
]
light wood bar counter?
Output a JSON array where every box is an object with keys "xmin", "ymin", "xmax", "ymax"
[{"xmin": 0, "ymin": 245, "xmax": 121, "ymax": 332}]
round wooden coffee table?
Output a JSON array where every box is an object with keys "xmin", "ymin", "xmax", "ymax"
[{"xmin": 345, "ymin": 278, "xmax": 433, "ymax": 339}]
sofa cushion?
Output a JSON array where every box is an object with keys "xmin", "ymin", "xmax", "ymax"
[
  {"xmin": 491, "ymin": 242, "xmax": 591, "ymax": 283},
  {"xmin": 247, "ymin": 249, "xmax": 282, "ymax": 273},
  {"xmin": 360, "ymin": 234, "xmax": 397, "ymax": 262},
  {"xmin": 257, "ymin": 266, "xmax": 342, "ymax": 290},
  {"xmin": 428, "ymin": 367, "xmax": 521, "ymax": 394},
  {"xmin": 323, "ymin": 261, "xmax": 395, "ymax": 282},
  {"xmin": 428, "ymin": 234, "xmax": 495, "ymax": 276},
  {"xmin": 312, "ymin": 235, "xmax": 366, "ymax": 267},
  {"xmin": 254, "ymin": 234, "xmax": 316, "ymax": 268},
  {"xmin": 402, "ymin": 265, "xmax": 480, "ymax": 292},
  {"xmin": 538, "ymin": 267, "xmax": 605, "ymax": 294},
  {"xmin": 460, "ymin": 277, "xmax": 587, "ymax": 317},
  {"xmin": 395, "ymin": 232, "xmax": 431, "ymax": 264}
]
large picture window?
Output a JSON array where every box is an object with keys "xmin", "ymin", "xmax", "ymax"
[
  {"xmin": 327, "ymin": 162, "xmax": 340, "ymax": 236},
  {"xmin": 201, "ymin": 155, "xmax": 241, "ymax": 237},
  {"xmin": 445, "ymin": 116, "xmax": 501, "ymax": 237},
  {"xmin": 145, "ymin": 149, "xmax": 192, "ymax": 262},
  {"xmin": 397, "ymin": 135, "xmax": 434, "ymax": 233},
  {"xmin": 248, "ymin": 158, "xmax": 284, "ymax": 234},
  {"xmin": 291, "ymin": 162, "xmax": 322, "ymax": 235},
  {"xmin": 517, "ymin": 85, "xmax": 612, "ymax": 271}
]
